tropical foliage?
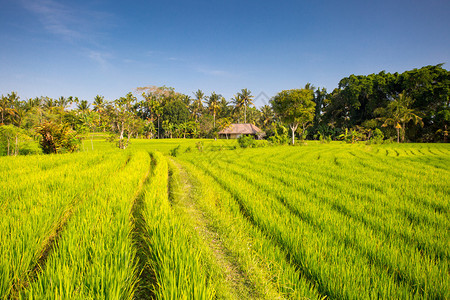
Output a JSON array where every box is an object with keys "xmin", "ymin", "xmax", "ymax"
[{"xmin": 0, "ymin": 64, "xmax": 448, "ymax": 157}]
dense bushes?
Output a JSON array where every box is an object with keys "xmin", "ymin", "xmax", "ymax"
[
  {"xmin": 237, "ymin": 135, "xmax": 255, "ymax": 148},
  {"xmin": 35, "ymin": 121, "xmax": 80, "ymax": 154},
  {"xmin": 0, "ymin": 125, "xmax": 42, "ymax": 156}
]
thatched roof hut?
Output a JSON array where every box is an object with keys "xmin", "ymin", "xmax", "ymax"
[{"xmin": 218, "ymin": 123, "xmax": 264, "ymax": 139}]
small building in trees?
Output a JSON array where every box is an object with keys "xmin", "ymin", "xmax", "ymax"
[{"xmin": 218, "ymin": 123, "xmax": 264, "ymax": 139}]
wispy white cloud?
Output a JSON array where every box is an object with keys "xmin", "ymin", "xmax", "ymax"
[
  {"xmin": 21, "ymin": 0, "xmax": 81, "ymax": 41},
  {"xmin": 87, "ymin": 50, "xmax": 112, "ymax": 69},
  {"xmin": 20, "ymin": 0, "xmax": 112, "ymax": 43},
  {"xmin": 20, "ymin": 0, "xmax": 115, "ymax": 69}
]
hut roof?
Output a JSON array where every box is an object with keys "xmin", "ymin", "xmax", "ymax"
[{"xmin": 218, "ymin": 123, "xmax": 262, "ymax": 135}]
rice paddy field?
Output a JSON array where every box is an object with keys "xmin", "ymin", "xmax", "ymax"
[{"xmin": 1, "ymin": 139, "xmax": 449, "ymax": 299}]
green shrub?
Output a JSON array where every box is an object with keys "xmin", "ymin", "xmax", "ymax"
[
  {"xmin": 0, "ymin": 125, "xmax": 42, "ymax": 156},
  {"xmin": 372, "ymin": 128, "xmax": 384, "ymax": 144},
  {"xmin": 237, "ymin": 135, "xmax": 256, "ymax": 148},
  {"xmin": 367, "ymin": 128, "xmax": 385, "ymax": 145},
  {"xmin": 196, "ymin": 141, "xmax": 204, "ymax": 152},
  {"xmin": 35, "ymin": 121, "xmax": 80, "ymax": 154},
  {"xmin": 19, "ymin": 139, "xmax": 42, "ymax": 155},
  {"xmin": 170, "ymin": 145, "xmax": 181, "ymax": 157},
  {"xmin": 254, "ymin": 140, "xmax": 269, "ymax": 148},
  {"xmin": 318, "ymin": 132, "xmax": 332, "ymax": 144}
]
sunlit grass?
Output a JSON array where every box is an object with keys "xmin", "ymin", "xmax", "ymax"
[{"xmin": 1, "ymin": 140, "xmax": 448, "ymax": 299}]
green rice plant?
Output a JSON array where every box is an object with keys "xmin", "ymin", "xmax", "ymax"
[
  {"xmin": 220, "ymin": 155, "xmax": 448, "ymax": 298},
  {"xmin": 1, "ymin": 140, "xmax": 448, "ymax": 299},
  {"xmin": 141, "ymin": 152, "xmax": 215, "ymax": 299},
  {"xmin": 0, "ymin": 151, "xmax": 125, "ymax": 299},
  {"xmin": 20, "ymin": 151, "xmax": 150, "ymax": 299},
  {"xmin": 178, "ymin": 158, "xmax": 322, "ymax": 299},
  {"xmin": 180, "ymin": 142, "xmax": 449, "ymax": 299}
]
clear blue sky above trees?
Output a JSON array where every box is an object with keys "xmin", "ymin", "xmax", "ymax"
[{"xmin": 0, "ymin": 0, "xmax": 449, "ymax": 105}]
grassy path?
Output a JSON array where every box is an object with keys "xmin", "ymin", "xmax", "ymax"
[
  {"xmin": 130, "ymin": 156, "xmax": 156, "ymax": 299},
  {"xmin": 168, "ymin": 159, "xmax": 257, "ymax": 299},
  {"xmin": 172, "ymin": 155, "xmax": 323, "ymax": 299}
]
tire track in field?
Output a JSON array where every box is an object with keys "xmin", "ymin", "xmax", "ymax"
[
  {"xmin": 130, "ymin": 154, "xmax": 157, "ymax": 300},
  {"xmin": 168, "ymin": 159, "xmax": 261, "ymax": 300}
]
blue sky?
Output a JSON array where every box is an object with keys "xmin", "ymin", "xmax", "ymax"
[{"xmin": 1, "ymin": 0, "xmax": 449, "ymax": 106}]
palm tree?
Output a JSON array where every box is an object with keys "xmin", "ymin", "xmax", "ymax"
[
  {"xmin": 0, "ymin": 92, "xmax": 19, "ymax": 125},
  {"xmin": 43, "ymin": 97, "xmax": 56, "ymax": 111},
  {"xmin": 207, "ymin": 92, "xmax": 221, "ymax": 128},
  {"xmin": 140, "ymin": 91, "xmax": 164, "ymax": 138},
  {"xmin": 52, "ymin": 97, "xmax": 70, "ymax": 124},
  {"xmin": 23, "ymin": 97, "xmax": 44, "ymax": 125},
  {"xmin": 192, "ymin": 89, "xmax": 204, "ymax": 122},
  {"xmin": 25, "ymin": 97, "xmax": 41, "ymax": 110},
  {"xmin": 93, "ymin": 95, "xmax": 105, "ymax": 130},
  {"xmin": 162, "ymin": 120, "xmax": 175, "ymax": 138},
  {"xmin": 259, "ymin": 105, "xmax": 274, "ymax": 130},
  {"xmin": 233, "ymin": 89, "xmax": 254, "ymax": 123},
  {"xmin": 179, "ymin": 94, "xmax": 192, "ymax": 108},
  {"xmin": 178, "ymin": 122, "xmax": 189, "ymax": 138},
  {"xmin": 304, "ymin": 82, "xmax": 316, "ymax": 91},
  {"xmin": 219, "ymin": 97, "xmax": 230, "ymax": 118},
  {"xmin": 0, "ymin": 95, "xmax": 9, "ymax": 125},
  {"xmin": 93, "ymin": 95, "xmax": 105, "ymax": 112},
  {"xmin": 77, "ymin": 100, "xmax": 91, "ymax": 113},
  {"xmin": 56, "ymin": 96, "xmax": 70, "ymax": 109},
  {"xmin": 12, "ymin": 100, "xmax": 27, "ymax": 127},
  {"xmin": 231, "ymin": 93, "xmax": 243, "ymax": 122},
  {"xmin": 376, "ymin": 92, "xmax": 423, "ymax": 143}
]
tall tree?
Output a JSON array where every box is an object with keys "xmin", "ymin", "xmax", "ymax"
[
  {"xmin": 192, "ymin": 89, "xmax": 205, "ymax": 122},
  {"xmin": 375, "ymin": 92, "xmax": 423, "ymax": 143},
  {"xmin": 397, "ymin": 64, "xmax": 449, "ymax": 141},
  {"xmin": 56, "ymin": 96, "xmax": 70, "ymax": 109},
  {"xmin": 313, "ymin": 87, "xmax": 327, "ymax": 125},
  {"xmin": 77, "ymin": 100, "xmax": 90, "ymax": 113},
  {"xmin": 207, "ymin": 92, "xmax": 221, "ymax": 128},
  {"xmin": 137, "ymin": 86, "xmax": 177, "ymax": 138},
  {"xmin": 111, "ymin": 92, "xmax": 138, "ymax": 149},
  {"xmin": 93, "ymin": 95, "xmax": 106, "ymax": 130},
  {"xmin": 43, "ymin": 97, "xmax": 56, "ymax": 111},
  {"xmin": 271, "ymin": 88, "xmax": 316, "ymax": 145},
  {"xmin": 304, "ymin": 82, "xmax": 315, "ymax": 91},
  {"xmin": 233, "ymin": 88, "xmax": 254, "ymax": 123},
  {"xmin": 218, "ymin": 96, "xmax": 231, "ymax": 119},
  {"xmin": 0, "ymin": 92, "xmax": 19, "ymax": 125},
  {"xmin": 12, "ymin": 100, "xmax": 26, "ymax": 128},
  {"xmin": 93, "ymin": 95, "xmax": 105, "ymax": 112},
  {"xmin": 259, "ymin": 105, "xmax": 274, "ymax": 130},
  {"xmin": 162, "ymin": 100, "xmax": 190, "ymax": 125}
]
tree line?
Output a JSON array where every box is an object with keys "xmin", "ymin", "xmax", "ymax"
[{"xmin": 0, "ymin": 64, "xmax": 448, "ymax": 154}]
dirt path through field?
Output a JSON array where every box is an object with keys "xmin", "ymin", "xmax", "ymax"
[
  {"xmin": 169, "ymin": 159, "xmax": 257, "ymax": 299},
  {"xmin": 130, "ymin": 157, "xmax": 156, "ymax": 300}
]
